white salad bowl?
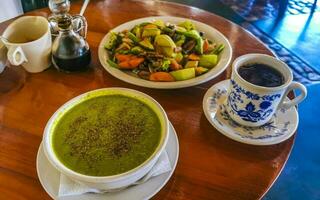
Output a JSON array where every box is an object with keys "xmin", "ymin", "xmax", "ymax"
[
  {"xmin": 98, "ymin": 16, "xmax": 232, "ymax": 89},
  {"xmin": 43, "ymin": 88, "xmax": 169, "ymax": 190}
]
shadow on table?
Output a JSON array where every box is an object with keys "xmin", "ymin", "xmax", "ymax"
[{"xmin": 0, "ymin": 65, "xmax": 26, "ymax": 94}]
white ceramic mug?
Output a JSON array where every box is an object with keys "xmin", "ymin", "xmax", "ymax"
[
  {"xmin": 226, "ymin": 54, "xmax": 307, "ymax": 127},
  {"xmin": 1, "ymin": 16, "xmax": 52, "ymax": 73}
]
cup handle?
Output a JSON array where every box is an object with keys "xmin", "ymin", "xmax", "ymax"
[
  {"xmin": 7, "ymin": 46, "xmax": 28, "ymax": 66},
  {"xmin": 0, "ymin": 40, "xmax": 7, "ymax": 73},
  {"xmin": 72, "ymin": 15, "xmax": 88, "ymax": 38},
  {"xmin": 279, "ymin": 81, "xmax": 307, "ymax": 110}
]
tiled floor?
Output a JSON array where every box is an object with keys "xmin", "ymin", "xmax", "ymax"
[
  {"xmin": 263, "ymin": 84, "xmax": 320, "ymax": 200},
  {"xmin": 166, "ymin": 0, "xmax": 320, "ymax": 199},
  {"xmin": 167, "ymin": 0, "xmax": 320, "ymax": 84},
  {"xmin": 222, "ymin": 0, "xmax": 320, "ymax": 84}
]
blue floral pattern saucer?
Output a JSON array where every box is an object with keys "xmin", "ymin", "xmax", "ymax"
[{"xmin": 203, "ymin": 80, "xmax": 299, "ymax": 145}]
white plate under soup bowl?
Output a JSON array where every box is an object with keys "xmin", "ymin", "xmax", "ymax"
[{"xmin": 42, "ymin": 88, "xmax": 169, "ymax": 190}]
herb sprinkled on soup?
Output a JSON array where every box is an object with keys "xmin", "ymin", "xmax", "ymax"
[{"xmin": 52, "ymin": 95, "xmax": 162, "ymax": 176}]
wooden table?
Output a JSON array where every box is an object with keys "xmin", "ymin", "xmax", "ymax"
[{"xmin": 0, "ymin": 0, "xmax": 295, "ymax": 199}]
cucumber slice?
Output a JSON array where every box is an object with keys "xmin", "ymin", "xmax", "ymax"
[{"xmin": 170, "ymin": 68, "xmax": 195, "ymax": 81}]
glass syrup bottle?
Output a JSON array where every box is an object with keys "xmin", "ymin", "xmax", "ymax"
[{"xmin": 48, "ymin": 0, "xmax": 91, "ymax": 72}]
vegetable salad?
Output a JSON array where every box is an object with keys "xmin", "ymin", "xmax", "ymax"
[{"xmin": 105, "ymin": 20, "xmax": 224, "ymax": 82}]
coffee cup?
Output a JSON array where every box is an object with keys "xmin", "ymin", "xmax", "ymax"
[
  {"xmin": 225, "ymin": 54, "xmax": 307, "ymax": 127},
  {"xmin": 1, "ymin": 16, "xmax": 52, "ymax": 73}
]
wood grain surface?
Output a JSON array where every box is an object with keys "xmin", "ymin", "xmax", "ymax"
[{"xmin": 0, "ymin": 0, "xmax": 294, "ymax": 199}]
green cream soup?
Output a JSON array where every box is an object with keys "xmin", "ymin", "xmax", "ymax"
[{"xmin": 52, "ymin": 94, "xmax": 162, "ymax": 176}]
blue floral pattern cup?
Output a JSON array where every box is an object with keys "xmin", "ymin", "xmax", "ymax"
[{"xmin": 226, "ymin": 54, "xmax": 307, "ymax": 127}]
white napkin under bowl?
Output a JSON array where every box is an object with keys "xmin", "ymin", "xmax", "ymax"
[{"xmin": 58, "ymin": 150, "xmax": 172, "ymax": 197}]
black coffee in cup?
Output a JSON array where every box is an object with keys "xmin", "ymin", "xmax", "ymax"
[{"xmin": 238, "ymin": 63, "xmax": 285, "ymax": 87}]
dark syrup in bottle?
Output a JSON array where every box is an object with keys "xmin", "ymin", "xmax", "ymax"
[{"xmin": 52, "ymin": 49, "xmax": 91, "ymax": 72}]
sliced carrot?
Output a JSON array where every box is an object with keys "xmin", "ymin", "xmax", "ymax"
[
  {"xmin": 118, "ymin": 61, "xmax": 133, "ymax": 69},
  {"xmin": 203, "ymin": 39, "xmax": 209, "ymax": 53},
  {"xmin": 188, "ymin": 53, "xmax": 200, "ymax": 61},
  {"xmin": 149, "ymin": 72, "xmax": 175, "ymax": 82},
  {"xmin": 129, "ymin": 57, "xmax": 145, "ymax": 68},
  {"xmin": 116, "ymin": 54, "xmax": 144, "ymax": 69},
  {"xmin": 115, "ymin": 54, "xmax": 131, "ymax": 62},
  {"xmin": 144, "ymin": 24, "xmax": 158, "ymax": 29},
  {"xmin": 170, "ymin": 59, "xmax": 182, "ymax": 71}
]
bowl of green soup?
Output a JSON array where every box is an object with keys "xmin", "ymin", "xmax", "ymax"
[{"xmin": 43, "ymin": 88, "xmax": 169, "ymax": 190}]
